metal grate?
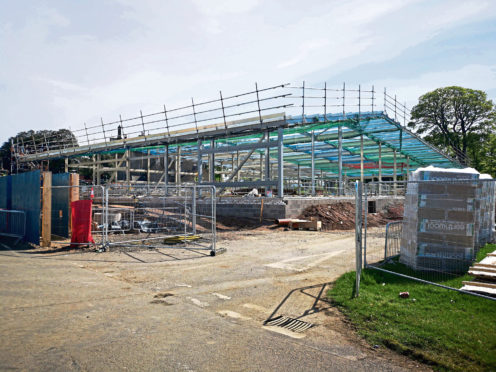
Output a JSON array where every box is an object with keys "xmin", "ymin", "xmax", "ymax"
[{"xmin": 264, "ymin": 316, "xmax": 315, "ymax": 333}]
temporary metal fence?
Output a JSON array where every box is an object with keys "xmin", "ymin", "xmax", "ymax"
[
  {"xmin": 44, "ymin": 184, "xmax": 217, "ymax": 255},
  {"xmin": 355, "ymin": 179, "xmax": 496, "ymax": 301},
  {"xmin": 384, "ymin": 221, "xmax": 402, "ymax": 262},
  {"xmin": 104, "ymin": 184, "xmax": 216, "ymax": 255},
  {"xmin": 0, "ymin": 209, "xmax": 26, "ymax": 244},
  {"xmin": 287, "ymin": 181, "xmax": 356, "ymax": 197}
]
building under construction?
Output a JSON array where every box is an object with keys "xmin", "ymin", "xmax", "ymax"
[{"xmin": 11, "ymin": 82, "xmax": 462, "ymax": 199}]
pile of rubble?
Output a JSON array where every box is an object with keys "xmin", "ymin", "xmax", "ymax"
[{"xmin": 298, "ymin": 202, "xmax": 401, "ymax": 231}]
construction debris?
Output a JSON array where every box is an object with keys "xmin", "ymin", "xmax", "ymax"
[
  {"xmin": 298, "ymin": 202, "xmax": 400, "ymax": 231},
  {"xmin": 288, "ymin": 218, "xmax": 322, "ymax": 231},
  {"xmin": 461, "ymin": 250, "xmax": 496, "ymax": 296}
]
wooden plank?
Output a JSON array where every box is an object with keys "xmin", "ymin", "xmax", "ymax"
[
  {"xmin": 468, "ymin": 270, "xmax": 496, "ymax": 280},
  {"xmin": 472, "ymin": 263, "xmax": 496, "ymax": 270},
  {"xmin": 471, "ymin": 265, "xmax": 496, "ymax": 273},
  {"xmin": 462, "ymin": 281, "xmax": 496, "ymax": 289},
  {"xmin": 288, "ymin": 219, "xmax": 322, "ymax": 231},
  {"xmin": 460, "ymin": 284, "xmax": 496, "ymax": 296},
  {"xmin": 41, "ymin": 172, "xmax": 52, "ymax": 247}
]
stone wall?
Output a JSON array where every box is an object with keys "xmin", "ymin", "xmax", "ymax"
[{"xmin": 213, "ymin": 196, "xmax": 404, "ymax": 220}]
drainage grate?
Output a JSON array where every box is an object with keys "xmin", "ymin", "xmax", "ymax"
[{"xmin": 264, "ymin": 316, "xmax": 315, "ymax": 333}]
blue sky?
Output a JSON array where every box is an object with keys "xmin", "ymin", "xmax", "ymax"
[{"xmin": 1, "ymin": 0, "xmax": 495, "ymax": 143}]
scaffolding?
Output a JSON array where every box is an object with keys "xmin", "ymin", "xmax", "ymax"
[{"xmin": 12, "ymin": 82, "xmax": 463, "ymax": 197}]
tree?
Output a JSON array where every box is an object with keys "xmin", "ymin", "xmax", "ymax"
[
  {"xmin": 0, "ymin": 129, "xmax": 78, "ymax": 173},
  {"xmin": 408, "ymin": 86, "xmax": 495, "ymax": 165},
  {"xmin": 476, "ymin": 132, "xmax": 496, "ymax": 177}
]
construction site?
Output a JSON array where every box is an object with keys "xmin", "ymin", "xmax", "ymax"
[{"xmin": 1, "ymin": 82, "xmax": 495, "ymax": 371}]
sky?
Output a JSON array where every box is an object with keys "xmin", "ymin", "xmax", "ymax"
[{"xmin": 1, "ymin": 0, "xmax": 495, "ymax": 144}]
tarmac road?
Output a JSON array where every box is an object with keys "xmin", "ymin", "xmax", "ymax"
[{"xmin": 0, "ymin": 229, "xmax": 428, "ymax": 371}]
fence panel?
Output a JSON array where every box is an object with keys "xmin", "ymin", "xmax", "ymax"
[
  {"xmin": 0, "ymin": 210, "xmax": 26, "ymax": 243},
  {"xmin": 104, "ymin": 184, "xmax": 216, "ymax": 254},
  {"xmin": 11, "ymin": 170, "xmax": 40, "ymax": 244},
  {"xmin": 359, "ymin": 178, "xmax": 496, "ymax": 301}
]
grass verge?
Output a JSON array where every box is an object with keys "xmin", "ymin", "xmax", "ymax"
[{"xmin": 328, "ymin": 244, "xmax": 496, "ymax": 371}]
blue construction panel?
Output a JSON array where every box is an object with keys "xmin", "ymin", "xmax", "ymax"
[
  {"xmin": 0, "ymin": 176, "xmax": 12, "ymax": 209},
  {"xmin": 51, "ymin": 173, "xmax": 70, "ymax": 238},
  {"xmin": 11, "ymin": 170, "xmax": 41, "ymax": 244}
]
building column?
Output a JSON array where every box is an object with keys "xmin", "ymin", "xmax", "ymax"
[
  {"xmin": 92, "ymin": 155, "xmax": 96, "ymax": 184},
  {"xmin": 297, "ymin": 163, "xmax": 301, "ymax": 195},
  {"xmin": 393, "ymin": 149, "xmax": 397, "ymax": 196},
  {"xmin": 360, "ymin": 134, "xmax": 364, "ymax": 184},
  {"xmin": 125, "ymin": 148, "xmax": 130, "ymax": 186},
  {"xmin": 378, "ymin": 142, "xmax": 382, "ymax": 196},
  {"xmin": 197, "ymin": 140, "xmax": 202, "ymax": 184},
  {"xmin": 311, "ymin": 131, "xmax": 315, "ymax": 196},
  {"xmin": 96, "ymin": 154, "xmax": 101, "ymax": 185},
  {"xmin": 114, "ymin": 153, "xmax": 118, "ymax": 183},
  {"xmin": 259, "ymin": 153, "xmax": 263, "ymax": 180},
  {"xmin": 209, "ymin": 139, "xmax": 215, "ymax": 182},
  {"xmin": 176, "ymin": 146, "xmax": 181, "ymax": 185},
  {"xmin": 164, "ymin": 145, "xmax": 169, "ymax": 190},
  {"xmin": 277, "ymin": 127, "xmax": 284, "ymax": 198},
  {"xmin": 338, "ymin": 124, "xmax": 343, "ymax": 195},
  {"xmin": 147, "ymin": 149, "xmax": 151, "ymax": 185},
  {"xmin": 406, "ymin": 156, "xmax": 410, "ymax": 181},
  {"xmin": 265, "ymin": 131, "xmax": 270, "ymax": 192}
]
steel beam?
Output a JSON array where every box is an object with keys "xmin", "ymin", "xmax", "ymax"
[{"xmin": 199, "ymin": 141, "xmax": 277, "ymax": 154}]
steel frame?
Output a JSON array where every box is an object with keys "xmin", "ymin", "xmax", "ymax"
[{"xmin": 12, "ymin": 82, "xmax": 463, "ymax": 197}]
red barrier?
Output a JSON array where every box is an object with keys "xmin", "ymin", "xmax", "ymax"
[{"xmin": 70, "ymin": 200, "xmax": 95, "ymax": 247}]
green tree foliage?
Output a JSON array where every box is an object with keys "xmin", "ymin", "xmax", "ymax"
[
  {"xmin": 408, "ymin": 87, "xmax": 495, "ymax": 166},
  {"xmin": 0, "ymin": 129, "xmax": 78, "ymax": 173},
  {"xmin": 477, "ymin": 133, "xmax": 496, "ymax": 177}
]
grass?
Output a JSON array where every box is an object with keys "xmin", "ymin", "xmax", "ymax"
[{"xmin": 328, "ymin": 244, "xmax": 496, "ymax": 372}]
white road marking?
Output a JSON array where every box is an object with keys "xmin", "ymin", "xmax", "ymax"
[
  {"xmin": 262, "ymin": 325, "xmax": 306, "ymax": 339},
  {"xmin": 217, "ymin": 310, "xmax": 251, "ymax": 320},
  {"xmin": 242, "ymin": 303, "xmax": 269, "ymax": 313},
  {"xmin": 212, "ymin": 293, "xmax": 231, "ymax": 300},
  {"xmin": 265, "ymin": 250, "xmax": 346, "ymax": 272},
  {"xmin": 189, "ymin": 298, "xmax": 209, "ymax": 308}
]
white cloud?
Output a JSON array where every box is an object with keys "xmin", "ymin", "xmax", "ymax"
[
  {"xmin": 192, "ymin": 0, "xmax": 260, "ymax": 16},
  {"xmin": 0, "ymin": 0, "xmax": 495, "ymax": 142},
  {"xmin": 370, "ymin": 64, "xmax": 496, "ymax": 109}
]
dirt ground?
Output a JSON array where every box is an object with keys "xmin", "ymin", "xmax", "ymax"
[{"xmin": 0, "ymin": 226, "xmax": 429, "ymax": 372}]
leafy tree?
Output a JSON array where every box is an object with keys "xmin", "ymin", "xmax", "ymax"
[
  {"xmin": 0, "ymin": 129, "xmax": 78, "ymax": 173},
  {"xmin": 408, "ymin": 86, "xmax": 495, "ymax": 165},
  {"xmin": 476, "ymin": 132, "xmax": 496, "ymax": 177}
]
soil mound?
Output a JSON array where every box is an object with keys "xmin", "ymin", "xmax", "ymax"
[{"xmin": 298, "ymin": 202, "xmax": 403, "ymax": 231}]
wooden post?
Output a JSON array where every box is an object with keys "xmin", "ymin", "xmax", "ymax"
[
  {"xmin": 42, "ymin": 172, "xmax": 52, "ymax": 247},
  {"xmin": 64, "ymin": 158, "xmax": 68, "ymax": 173}
]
